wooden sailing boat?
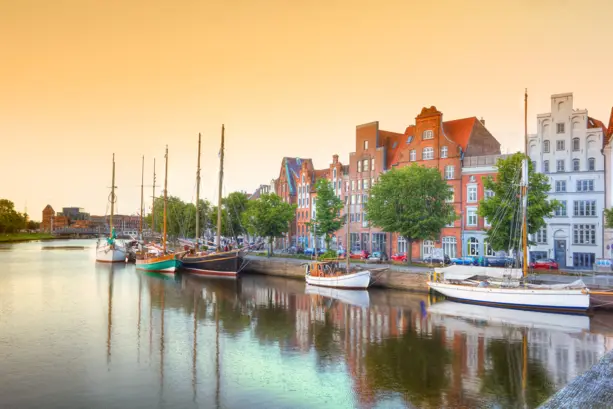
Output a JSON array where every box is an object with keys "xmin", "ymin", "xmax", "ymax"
[
  {"xmin": 96, "ymin": 153, "xmax": 127, "ymax": 262},
  {"xmin": 427, "ymin": 90, "xmax": 590, "ymax": 313},
  {"xmin": 304, "ymin": 194, "xmax": 383, "ymax": 289},
  {"xmin": 180, "ymin": 126, "xmax": 244, "ymax": 277},
  {"xmin": 136, "ymin": 146, "xmax": 183, "ymax": 273}
]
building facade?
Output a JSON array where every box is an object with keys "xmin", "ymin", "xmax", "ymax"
[
  {"xmin": 42, "ymin": 205, "xmax": 55, "ymax": 232},
  {"xmin": 602, "ymin": 108, "xmax": 613, "ymax": 257},
  {"xmin": 528, "ymin": 92, "xmax": 607, "ymax": 269}
]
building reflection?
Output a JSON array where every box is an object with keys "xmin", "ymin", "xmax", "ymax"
[{"xmin": 135, "ymin": 272, "xmax": 613, "ymax": 409}]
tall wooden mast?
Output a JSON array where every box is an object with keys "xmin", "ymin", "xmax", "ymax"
[
  {"xmin": 140, "ymin": 155, "xmax": 144, "ymax": 238},
  {"xmin": 216, "ymin": 125, "xmax": 225, "ymax": 251},
  {"xmin": 163, "ymin": 146, "xmax": 169, "ymax": 253},
  {"xmin": 152, "ymin": 158, "xmax": 156, "ymax": 236},
  {"xmin": 345, "ymin": 198, "xmax": 350, "ymax": 273},
  {"xmin": 196, "ymin": 133, "xmax": 202, "ymax": 249},
  {"xmin": 522, "ymin": 89, "xmax": 529, "ymax": 278}
]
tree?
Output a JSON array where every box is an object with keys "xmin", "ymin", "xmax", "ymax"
[
  {"xmin": 242, "ymin": 193, "xmax": 296, "ymax": 256},
  {"xmin": 365, "ymin": 165, "xmax": 456, "ymax": 263},
  {"xmin": 604, "ymin": 208, "xmax": 613, "ymax": 229},
  {"xmin": 479, "ymin": 153, "xmax": 558, "ymax": 254},
  {"xmin": 27, "ymin": 220, "xmax": 41, "ymax": 231},
  {"xmin": 307, "ymin": 179, "xmax": 345, "ymax": 250},
  {"xmin": 145, "ymin": 196, "xmax": 212, "ymax": 239},
  {"xmin": 0, "ymin": 199, "xmax": 26, "ymax": 234},
  {"xmin": 222, "ymin": 192, "xmax": 249, "ymax": 244}
]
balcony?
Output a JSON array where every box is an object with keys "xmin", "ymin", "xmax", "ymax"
[{"xmin": 463, "ymin": 154, "xmax": 509, "ymax": 168}]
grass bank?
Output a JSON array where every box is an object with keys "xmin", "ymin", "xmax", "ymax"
[{"xmin": 0, "ymin": 233, "xmax": 55, "ymax": 243}]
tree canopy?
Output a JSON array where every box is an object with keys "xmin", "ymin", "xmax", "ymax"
[
  {"xmin": 365, "ymin": 165, "xmax": 456, "ymax": 263},
  {"xmin": 479, "ymin": 153, "xmax": 558, "ymax": 252},
  {"xmin": 308, "ymin": 179, "xmax": 345, "ymax": 250},
  {"xmin": 145, "ymin": 196, "xmax": 212, "ymax": 239},
  {"xmin": 242, "ymin": 193, "xmax": 296, "ymax": 255},
  {"xmin": 0, "ymin": 199, "xmax": 28, "ymax": 234}
]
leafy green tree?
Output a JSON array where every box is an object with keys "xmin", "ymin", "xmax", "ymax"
[
  {"xmin": 242, "ymin": 193, "xmax": 296, "ymax": 256},
  {"xmin": 145, "ymin": 196, "xmax": 211, "ymax": 239},
  {"xmin": 0, "ymin": 199, "xmax": 26, "ymax": 234},
  {"xmin": 479, "ymin": 153, "xmax": 558, "ymax": 253},
  {"xmin": 307, "ymin": 179, "xmax": 344, "ymax": 250},
  {"xmin": 222, "ymin": 192, "xmax": 249, "ymax": 244},
  {"xmin": 604, "ymin": 208, "xmax": 613, "ymax": 229},
  {"xmin": 365, "ymin": 165, "xmax": 456, "ymax": 263},
  {"xmin": 27, "ymin": 220, "xmax": 40, "ymax": 231}
]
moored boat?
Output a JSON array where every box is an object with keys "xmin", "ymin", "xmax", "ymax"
[
  {"xmin": 95, "ymin": 154, "xmax": 126, "ymax": 263},
  {"xmin": 305, "ymin": 260, "xmax": 373, "ymax": 290},
  {"xmin": 136, "ymin": 252, "xmax": 181, "ymax": 273}
]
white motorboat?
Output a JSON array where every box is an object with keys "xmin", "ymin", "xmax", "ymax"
[
  {"xmin": 305, "ymin": 261, "xmax": 372, "ymax": 289},
  {"xmin": 95, "ymin": 238, "xmax": 126, "ymax": 263}
]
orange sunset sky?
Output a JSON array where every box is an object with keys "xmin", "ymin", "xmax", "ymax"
[{"xmin": 2, "ymin": 0, "xmax": 612, "ymax": 218}]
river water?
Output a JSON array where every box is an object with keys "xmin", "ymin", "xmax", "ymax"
[{"xmin": 1, "ymin": 239, "xmax": 612, "ymax": 409}]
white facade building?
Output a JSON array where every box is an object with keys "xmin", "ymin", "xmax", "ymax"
[
  {"xmin": 601, "ymin": 109, "xmax": 613, "ymax": 257},
  {"xmin": 528, "ymin": 92, "xmax": 606, "ymax": 269}
]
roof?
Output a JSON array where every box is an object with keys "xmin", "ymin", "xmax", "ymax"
[
  {"xmin": 608, "ymin": 107, "xmax": 613, "ymax": 144},
  {"xmin": 279, "ymin": 157, "xmax": 308, "ymax": 195},
  {"xmin": 380, "ymin": 129, "xmax": 407, "ymax": 168},
  {"xmin": 442, "ymin": 117, "xmax": 478, "ymax": 150},
  {"xmin": 588, "ymin": 116, "xmax": 608, "ymax": 147}
]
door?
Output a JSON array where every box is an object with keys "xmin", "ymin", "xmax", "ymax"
[{"xmin": 554, "ymin": 240, "xmax": 566, "ymax": 268}]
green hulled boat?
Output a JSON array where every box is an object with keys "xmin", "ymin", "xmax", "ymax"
[{"xmin": 136, "ymin": 253, "xmax": 181, "ymax": 273}]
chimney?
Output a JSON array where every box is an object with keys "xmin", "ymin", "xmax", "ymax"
[
  {"xmin": 332, "ymin": 154, "xmax": 339, "ymax": 164},
  {"xmin": 480, "ymin": 117, "xmax": 485, "ymax": 126}
]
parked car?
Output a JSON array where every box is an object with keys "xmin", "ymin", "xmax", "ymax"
[
  {"xmin": 391, "ymin": 253, "xmax": 407, "ymax": 262},
  {"xmin": 350, "ymin": 250, "xmax": 370, "ymax": 260},
  {"xmin": 423, "ymin": 254, "xmax": 451, "ymax": 265},
  {"xmin": 368, "ymin": 251, "xmax": 388, "ymax": 263},
  {"xmin": 486, "ymin": 257, "xmax": 515, "ymax": 267},
  {"xmin": 451, "ymin": 256, "xmax": 477, "ymax": 265},
  {"xmin": 530, "ymin": 258, "xmax": 559, "ymax": 270}
]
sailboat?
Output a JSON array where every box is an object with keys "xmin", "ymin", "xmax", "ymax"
[
  {"xmin": 427, "ymin": 90, "xmax": 590, "ymax": 313},
  {"xmin": 304, "ymin": 197, "xmax": 385, "ymax": 289},
  {"xmin": 136, "ymin": 146, "xmax": 183, "ymax": 273},
  {"xmin": 180, "ymin": 126, "xmax": 245, "ymax": 277},
  {"xmin": 96, "ymin": 154, "xmax": 127, "ymax": 263}
]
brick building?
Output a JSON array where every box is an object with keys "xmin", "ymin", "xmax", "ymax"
[
  {"xmin": 274, "ymin": 157, "xmax": 309, "ymax": 248},
  {"xmin": 41, "ymin": 205, "xmax": 55, "ymax": 232},
  {"xmin": 387, "ymin": 107, "xmax": 501, "ymax": 260}
]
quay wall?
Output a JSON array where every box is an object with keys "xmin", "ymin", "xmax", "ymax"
[{"xmin": 242, "ymin": 255, "xmax": 430, "ymax": 293}]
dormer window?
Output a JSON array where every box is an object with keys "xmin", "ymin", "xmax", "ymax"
[
  {"xmin": 423, "ymin": 130, "xmax": 434, "ymax": 140},
  {"xmin": 364, "ymin": 140, "xmax": 369, "ymax": 150}
]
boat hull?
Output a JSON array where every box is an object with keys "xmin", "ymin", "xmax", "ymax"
[
  {"xmin": 305, "ymin": 270, "xmax": 371, "ymax": 289},
  {"xmin": 428, "ymin": 281, "xmax": 590, "ymax": 312},
  {"xmin": 136, "ymin": 254, "xmax": 180, "ymax": 273},
  {"xmin": 95, "ymin": 244, "xmax": 126, "ymax": 263},
  {"xmin": 180, "ymin": 251, "xmax": 242, "ymax": 277}
]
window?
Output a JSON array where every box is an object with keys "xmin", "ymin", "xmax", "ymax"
[
  {"xmin": 351, "ymin": 194, "xmax": 356, "ymax": 204},
  {"xmin": 484, "ymin": 217, "xmax": 491, "ymax": 227},
  {"xmin": 555, "ymin": 180, "xmax": 566, "ymax": 192},
  {"xmin": 467, "ymin": 208, "xmax": 477, "ymax": 226},
  {"xmin": 333, "ymin": 168, "xmax": 337, "ymax": 179},
  {"xmin": 440, "ymin": 146, "xmax": 448, "ymax": 158},
  {"xmin": 484, "ymin": 240, "xmax": 494, "ymax": 256},
  {"xmin": 423, "ymin": 130, "xmax": 433, "ymax": 140},
  {"xmin": 445, "ymin": 165, "xmax": 454, "ymax": 180},
  {"xmin": 556, "ymin": 140, "xmax": 565, "ymax": 151},
  {"xmin": 554, "ymin": 201, "xmax": 567, "ymax": 216},
  {"xmin": 363, "ymin": 180, "xmax": 369, "ymax": 190},
  {"xmin": 351, "ymin": 180, "xmax": 355, "ymax": 191},
  {"xmin": 467, "ymin": 185, "xmax": 477, "ymax": 202},
  {"xmin": 357, "ymin": 161, "xmax": 362, "ymax": 172},
  {"xmin": 543, "ymin": 140, "xmax": 550, "ymax": 153},
  {"xmin": 397, "ymin": 236, "xmax": 407, "ymax": 254},
  {"xmin": 338, "ymin": 180, "xmax": 341, "ymax": 189},
  {"xmin": 363, "ymin": 159, "xmax": 369, "ymax": 172},
  {"xmin": 409, "ymin": 150, "xmax": 416, "ymax": 161},
  {"xmin": 573, "ymin": 253, "xmax": 595, "ymax": 269},
  {"xmin": 574, "ymin": 200, "xmax": 597, "ymax": 217},
  {"xmin": 556, "ymin": 160, "xmax": 564, "ymax": 172},
  {"xmin": 573, "ymin": 224, "xmax": 596, "ymax": 245},
  {"xmin": 543, "ymin": 160, "xmax": 549, "ymax": 173},
  {"xmin": 423, "ymin": 147, "xmax": 434, "ymax": 160},
  {"xmin": 371, "ymin": 178, "xmax": 375, "ymax": 186},
  {"xmin": 442, "ymin": 236, "xmax": 457, "ymax": 258},
  {"xmin": 557, "ymin": 123, "xmax": 565, "ymax": 134},
  {"xmin": 364, "ymin": 140, "xmax": 369, "ymax": 150},
  {"xmin": 577, "ymin": 180, "xmax": 594, "ymax": 192},
  {"xmin": 485, "ymin": 189, "xmax": 494, "ymax": 198},
  {"xmin": 467, "ymin": 237, "xmax": 479, "ymax": 256},
  {"xmin": 423, "ymin": 240, "xmax": 434, "ymax": 258},
  {"xmin": 573, "ymin": 159, "xmax": 580, "ymax": 171},
  {"xmin": 532, "ymin": 161, "xmax": 536, "ymax": 171},
  {"xmin": 588, "ymin": 158, "xmax": 595, "ymax": 171},
  {"xmin": 371, "ymin": 158, "xmax": 375, "ymax": 171},
  {"xmin": 573, "ymin": 138, "xmax": 580, "ymax": 151},
  {"xmin": 535, "ymin": 226, "xmax": 547, "ymax": 244},
  {"xmin": 447, "ymin": 187, "xmax": 454, "ymax": 203}
]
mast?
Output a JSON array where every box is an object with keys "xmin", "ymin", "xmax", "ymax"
[
  {"xmin": 110, "ymin": 154, "xmax": 116, "ymax": 238},
  {"xmin": 196, "ymin": 133, "xmax": 202, "ymax": 249},
  {"xmin": 163, "ymin": 146, "xmax": 169, "ymax": 253},
  {"xmin": 522, "ymin": 89, "xmax": 529, "ymax": 278},
  {"xmin": 140, "ymin": 155, "xmax": 144, "ymax": 239},
  {"xmin": 216, "ymin": 125, "xmax": 225, "ymax": 251},
  {"xmin": 346, "ymin": 198, "xmax": 350, "ymax": 273},
  {"xmin": 152, "ymin": 158, "xmax": 156, "ymax": 237}
]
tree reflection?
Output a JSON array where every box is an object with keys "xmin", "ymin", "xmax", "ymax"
[
  {"xmin": 480, "ymin": 339, "xmax": 554, "ymax": 408},
  {"xmin": 312, "ymin": 307, "xmax": 342, "ymax": 367},
  {"xmin": 217, "ymin": 298, "xmax": 251, "ymax": 337},
  {"xmin": 364, "ymin": 322, "xmax": 450, "ymax": 408},
  {"xmin": 253, "ymin": 292, "xmax": 295, "ymax": 345}
]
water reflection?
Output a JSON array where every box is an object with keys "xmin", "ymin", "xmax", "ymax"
[{"xmin": 1, "ymin": 241, "xmax": 613, "ymax": 409}]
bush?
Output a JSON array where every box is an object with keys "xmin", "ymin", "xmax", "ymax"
[{"xmin": 318, "ymin": 250, "xmax": 338, "ymax": 261}]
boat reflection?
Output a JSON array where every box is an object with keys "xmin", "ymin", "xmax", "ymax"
[{"xmin": 305, "ymin": 285, "xmax": 370, "ymax": 308}]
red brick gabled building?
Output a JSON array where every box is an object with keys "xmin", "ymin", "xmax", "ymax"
[{"xmin": 388, "ymin": 107, "xmax": 501, "ymax": 260}]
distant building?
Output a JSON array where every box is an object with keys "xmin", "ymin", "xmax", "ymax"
[
  {"xmin": 41, "ymin": 205, "xmax": 55, "ymax": 232},
  {"xmin": 57, "ymin": 207, "xmax": 90, "ymax": 221},
  {"xmin": 529, "ymin": 92, "xmax": 607, "ymax": 269}
]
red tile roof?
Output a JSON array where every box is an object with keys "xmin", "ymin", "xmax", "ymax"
[
  {"xmin": 588, "ymin": 116, "xmax": 608, "ymax": 147},
  {"xmin": 380, "ymin": 130, "xmax": 406, "ymax": 168},
  {"xmin": 442, "ymin": 117, "xmax": 478, "ymax": 150},
  {"xmin": 606, "ymin": 107, "xmax": 613, "ymax": 144}
]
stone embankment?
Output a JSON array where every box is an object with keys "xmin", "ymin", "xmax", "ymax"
[{"xmin": 242, "ymin": 255, "xmax": 430, "ymax": 293}]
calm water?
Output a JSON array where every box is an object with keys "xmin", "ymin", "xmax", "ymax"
[{"xmin": 1, "ymin": 240, "xmax": 612, "ymax": 409}]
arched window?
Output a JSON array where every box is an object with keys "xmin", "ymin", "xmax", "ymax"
[
  {"xmin": 467, "ymin": 237, "xmax": 479, "ymax": 256},
  {"xmin": 423, "ymin": 130, "xmax": 434, "ymax": 140},
  {"xmin": 572, "ymin": 138, "xmax": 580, "ymax": 151},
  {"xmin": 442, "ymin": 236, "xmax": 457, "ymax": 258},
  {"xmin": 588, "ymin": 158, "xmax": 595, "ymax": 171},
  {"xmin": 484, "ymin": 240, "xmax": 494, "ymax": 256},
  {"xmin": 423, "ymin": 147, "xmax": 434, "ymax": 160}
]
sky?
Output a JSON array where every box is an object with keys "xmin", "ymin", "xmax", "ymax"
[{"xmin": 1, "ymin": 0, "xmax": 612, "ymax": 220}]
